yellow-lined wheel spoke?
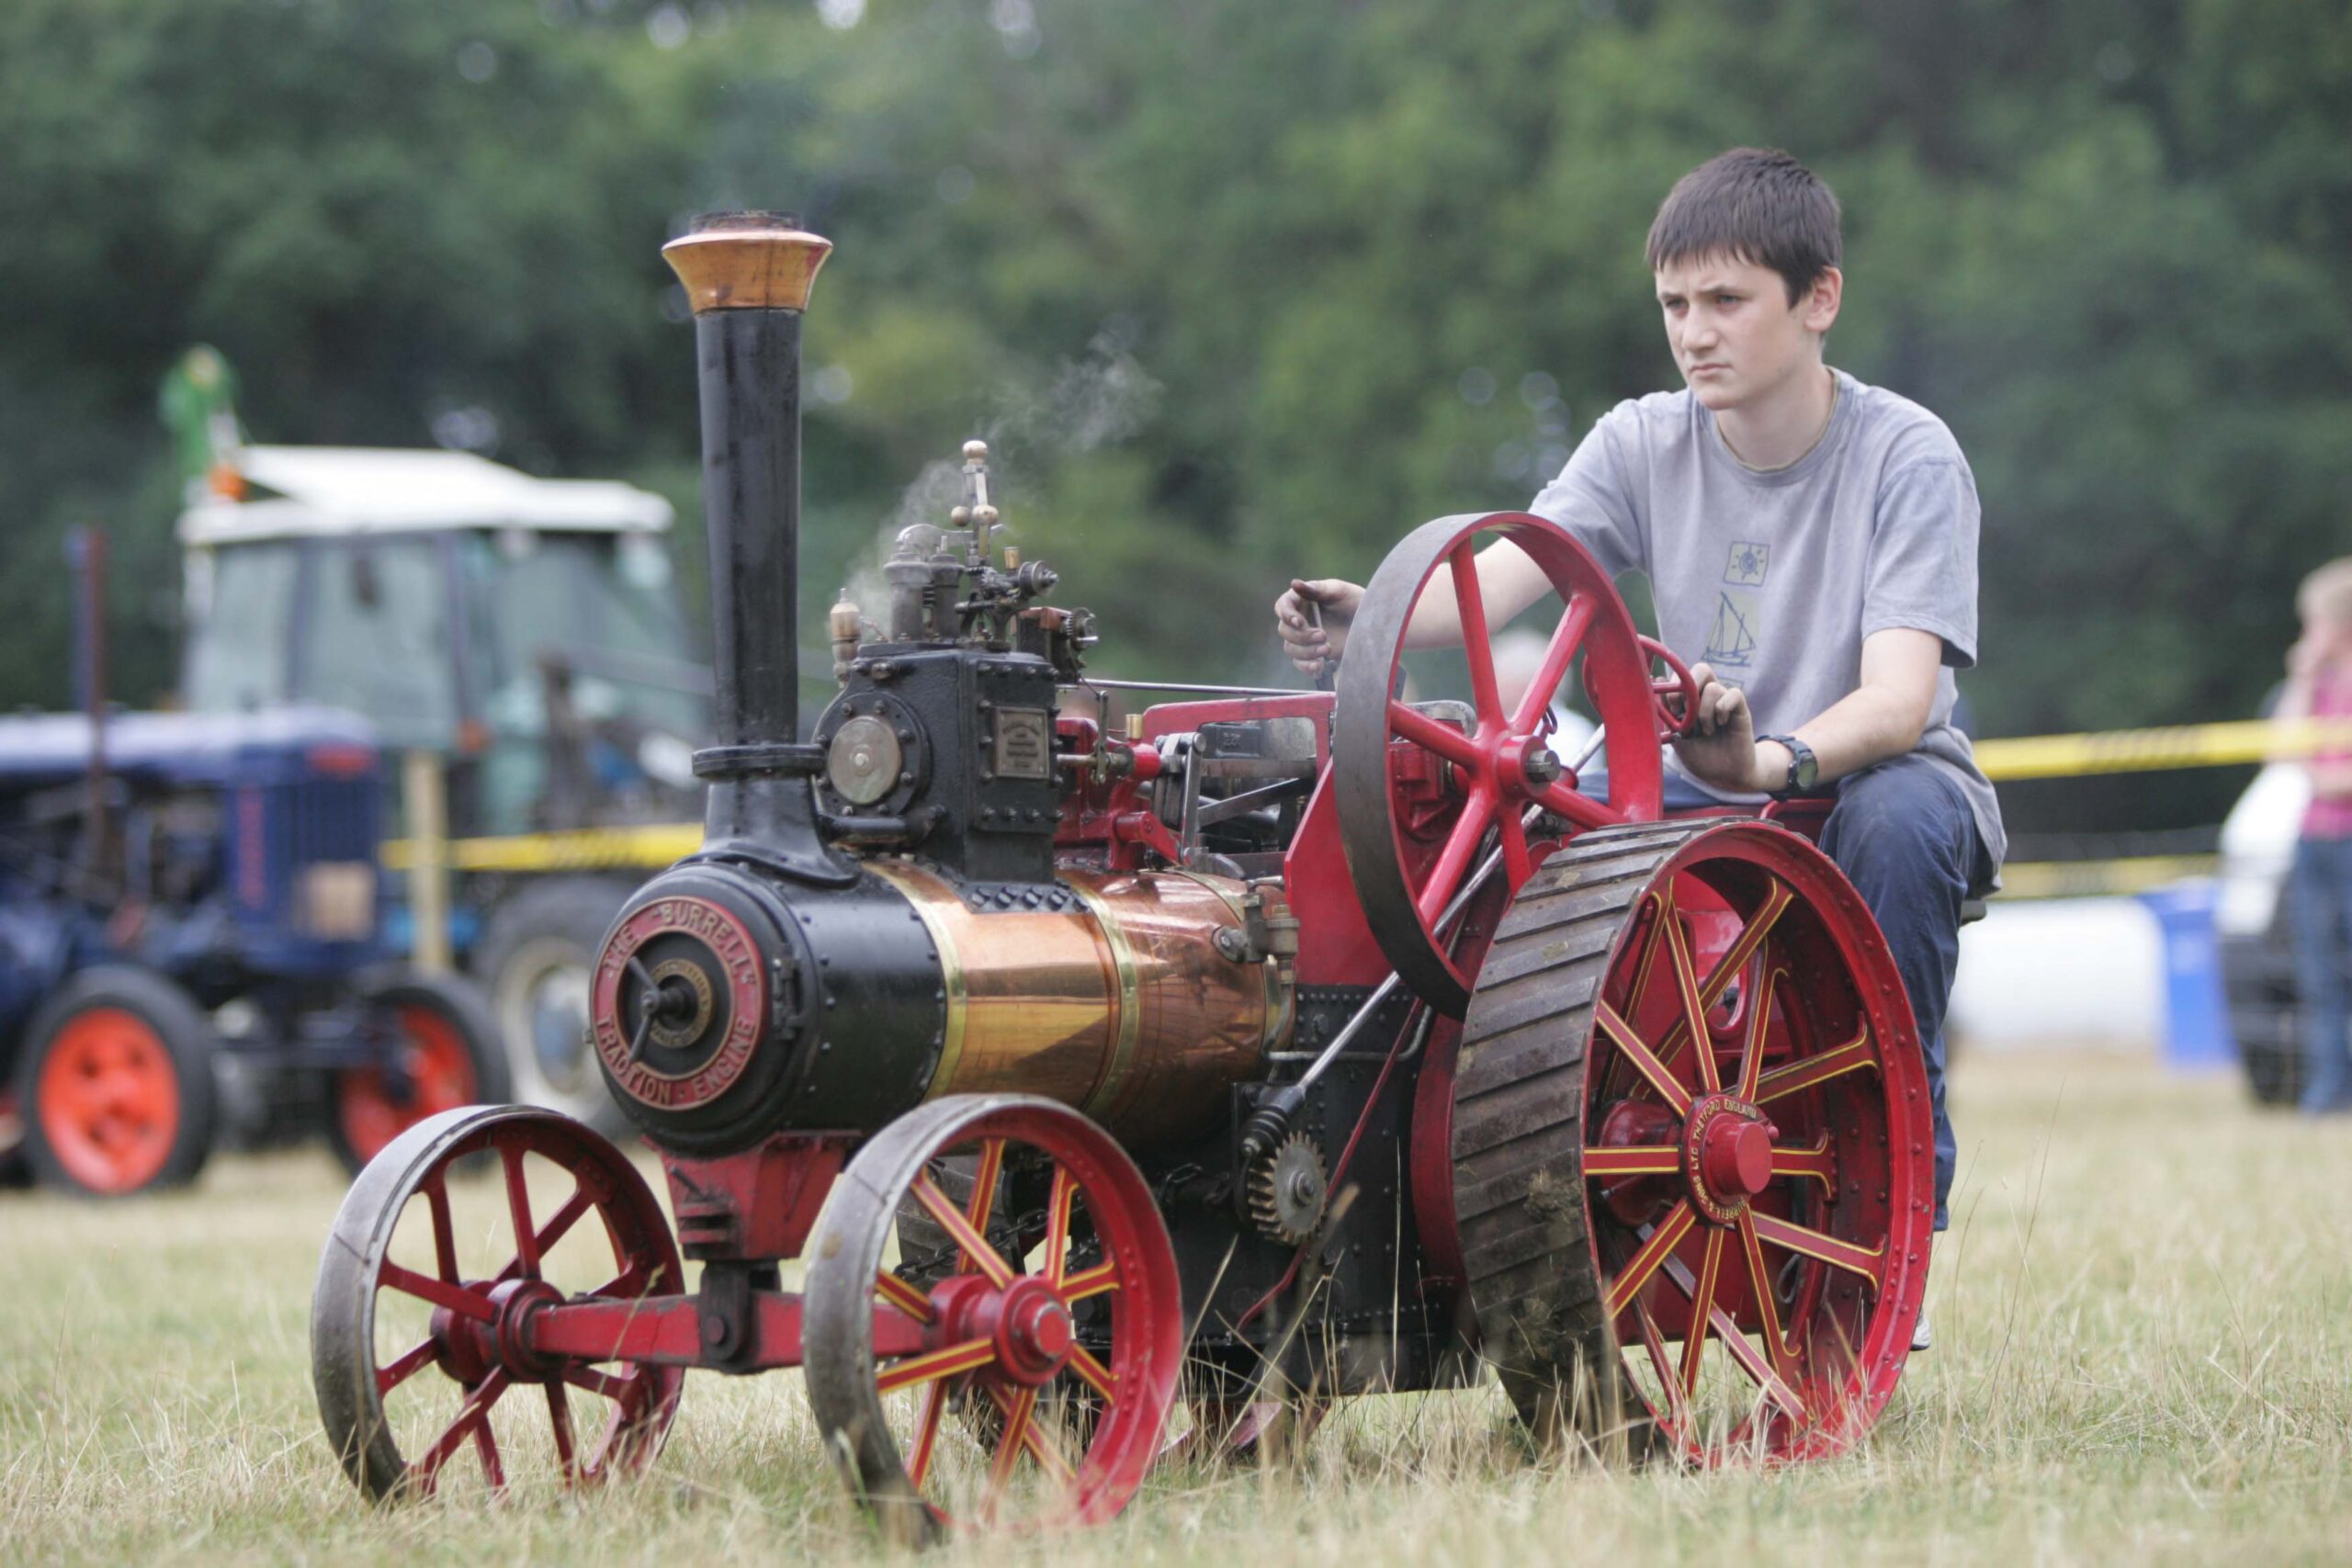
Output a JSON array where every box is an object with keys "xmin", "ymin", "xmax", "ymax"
[
  {"xmin": 1770, "ymin": 1135, "xmax": 1837, "ymax": 1191},
  {"xmin": 1594, "ymin": 1000, "xmax": 1694, "ymax": 1116},
  {"xmin": 1736, "ymin": 1211, "xmax": 1806, "ymax": 1394},
  {"xmin": 874, "ymin": 1269, "xmax": 937, "ymax": 1324},
  {"xmin": 910, "ymin": 1176, "xmax": 1017, "ymax": 1287},
  {"xmin": 1754, "ymin": 1026, "xmax": 1874, "ymax": 1105},
  {"xmin": 1065, "ymin": 1343, "xmax": 1117, "ymax": 1402},
  {"xmin": 1749, "ymin": 1212, "xmax": 1885, "ymax": 1288},
  {"xmin": 1042, "ymin": 1165, "xmax": 1079, "ymax": 1284},
  {"xmin": 1060, "ymin": 1259, "xmax": 1121, "ymax": 1301},
  {"xmin": 1663, "ymin": 902, "xmax": 1719, "ymax": 1093},
  {"xmin": 875, "ymin": 1337, "xmax": 997, "ymax": 1394},
  {"xmin": 1604, "ymin": 1201, "xmax": 1696, "ymax": 1318},
  {"xmin": 1678, "ymin": 1227, "xmax": 1727, "ymax": 1396},
  {"xmin": 1584, "ymin": 1144, "xmax": 1680, "ymax": 1179}
]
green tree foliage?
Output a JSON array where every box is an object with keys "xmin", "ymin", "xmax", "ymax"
[{"xmin": 0, "ymin": 0, "xmax": 2344, "ymax": 840}]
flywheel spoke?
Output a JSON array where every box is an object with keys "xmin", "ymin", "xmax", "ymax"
[
  {"xmin": 1416, "ymin": 787, "xmax": 1498, "ymax": 927},
  {"xmin": 1498, "ymin": 807, "xmax": 1533, "ymax": 886},
  {"xmin": 1748, "ymin": 1212, "xmax": 1885, "ymax": 1288},
  {"xmin": 1449, "ymin": 546, "xmax": 1504, "ymax": 726},
  {"xmin": 1388, "ymin": 701, "xmax": 1486, "ymax": 772},
  {"xmin": 1754, "ymin": 1026, "xmax": 1875, "ymax": 1105},
  {"xmin": 1510, "ymin": 596, "xmax": 1594, "ymax": 734},
  {"xmin": 1603, "ymin": 1201, "xmax": 1696, "ymax": 1318},
  {"xmin": 1533, "ymin": 780, "xmax": 1624, "ymax": 831}
]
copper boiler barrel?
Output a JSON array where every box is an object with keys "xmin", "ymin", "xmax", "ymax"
[{"xmin": 868, "ymin": 863, "xmax": 1290, "ymax": 1146}]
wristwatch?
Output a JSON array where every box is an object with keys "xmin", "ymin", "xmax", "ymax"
[{"xmin": 1759, "ymin": 734, "xmax": 1818, "ymax": 795}]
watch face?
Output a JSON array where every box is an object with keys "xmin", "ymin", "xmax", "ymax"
[{"xmin": 1792, "ymin": 745, "xmax": 1818, "ymax": 791}]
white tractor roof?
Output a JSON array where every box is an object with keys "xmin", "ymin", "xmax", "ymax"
[{"xmin": 177, "ymin": 445, "xmax": 673, "ymax": 547}]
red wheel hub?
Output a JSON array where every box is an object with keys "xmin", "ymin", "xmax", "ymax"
[
  {"xmin": 1684, "ymin": 1095, "xmax": 1772, "ymax": 1221},
  {"xmin": 336, "ymin": 1004, "xmax": 479, "ymax": 1166},
  {"xmin": 37, "ymin": 1007, "xmax": 180, "ymax": 1194}
]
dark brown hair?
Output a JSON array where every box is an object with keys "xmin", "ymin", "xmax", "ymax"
[{"xmin": 1645, "ymin": 148, "xmax": 1842, "ymax": 305}]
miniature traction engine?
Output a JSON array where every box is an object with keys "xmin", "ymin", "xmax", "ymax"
[{"xmin": 311, "ymin": 214, "xmax": 1935, "ymax": 1534}]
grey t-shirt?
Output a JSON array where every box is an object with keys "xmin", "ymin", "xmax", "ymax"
[{"xmin": 1527, "ymin": 367, "xmax": 2005, "ymax": 883}]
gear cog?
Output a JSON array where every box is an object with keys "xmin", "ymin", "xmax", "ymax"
[{"xmin": 1246, "ymin": 1132, "xmax": 1329, "ymax": 1245}]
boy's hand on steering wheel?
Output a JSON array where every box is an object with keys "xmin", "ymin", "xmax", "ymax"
[
  {"xmin": 1671, "ymin": 661, "xmax": 1767, "ymax": 793},
  {"xmin": 1276, "ymin": 579, "xmax": 1363, "ymax": 678}
]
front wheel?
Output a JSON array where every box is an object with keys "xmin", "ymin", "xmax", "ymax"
[
  {"xmin": 328, "ymin": 970, "xmax": 513, "ymax": 1174},
  {"xmin": 311, "ymin": 1103, "xmax": 684, "ymax": 1502},
  {"xmin": 802, "ymin": 1095, "xmax": 1184, "ymax": 1542},
  {"xmin": 13, "ymin": 965, "xmax": 220, "ymax": 1196}
]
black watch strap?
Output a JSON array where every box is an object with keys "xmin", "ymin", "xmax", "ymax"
[{"xmin": 1759, "ymin": 734, "xmax": 1817, "ymax": 794}]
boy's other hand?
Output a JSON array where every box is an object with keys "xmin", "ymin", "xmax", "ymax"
[
  {"xmin": 1276, "ymin": 579, "xmax": 1363, "ymax": 677},
  {"xmin": 1671, "ymin": 660, "xmax": 1764, "ymax": 792}
]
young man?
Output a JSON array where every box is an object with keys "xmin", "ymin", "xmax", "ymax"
[{"xmin": 1274, "ymin": 147, "xmax": 2001, "ymax": 1351}]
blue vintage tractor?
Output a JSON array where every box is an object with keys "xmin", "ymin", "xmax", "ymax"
[{"xmin": 0, "ymin": 706, "xmax": 508, "ymax": 1195}]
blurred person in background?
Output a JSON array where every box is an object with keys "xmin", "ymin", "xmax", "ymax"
[
  {"xmin": 1276, "ymin": 147, "xmax": 2003, "ymax": 1352},
  {"xmin": 2278, "ymin": 558, "xmax": 2352, "ymax": 1115}
]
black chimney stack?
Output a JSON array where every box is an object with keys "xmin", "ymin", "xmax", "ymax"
[{"xmin": 662, "ymin": 211, "xmax": 853, "ymax": 885}]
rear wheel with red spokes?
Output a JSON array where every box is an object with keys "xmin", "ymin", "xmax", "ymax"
[
  {"xmin": 311, "ymin": 1103, "xmax": 684, "ymax": 1502},
  {"xmin": 1453, "ymin": 820, "xmax": 1933, "ymax": 1463},
  {"xmin": 1335, "ymin": 511, "xmax": 1693, "ymax": 1015},
  {"xmin": 803, "ymin": 1095, "xmax": 1182, "ymax": 1544}
]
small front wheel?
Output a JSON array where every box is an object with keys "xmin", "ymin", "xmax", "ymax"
[
  {"xmin": 802, "ymin": 1095, "xmax": 1183, "ymax": 1542},
  {"xmin": 311, "ymin": 1103, "xmax": 684, "ymax": 1502}
]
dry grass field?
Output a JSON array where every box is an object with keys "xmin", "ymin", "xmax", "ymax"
[{"xmin": 5, "ymin": 1050, "xmax": 2349, "ymax": 1566}]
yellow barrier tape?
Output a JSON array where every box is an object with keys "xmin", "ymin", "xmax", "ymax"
[
  {"xmin": 1973, "ymin": 717, "xmax": 2352, "ymax": 781},
  {"xmin": 1991, "ymin": 854, "xmax": 2222, "ymax": 900},
  {"xmin": 381, "ymin": 823, "xmax": 703, "ymax": 874},
  {"xmin": 378, "ymin": 716, "xmax": 2344, "ymax": 884}
]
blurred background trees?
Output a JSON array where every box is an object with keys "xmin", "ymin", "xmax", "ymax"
[{"xmin": 1, "ymin": 0, "xmax": 2346, "ymax": 840}]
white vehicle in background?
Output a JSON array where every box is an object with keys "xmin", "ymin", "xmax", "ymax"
[
  {"xmin": 177, "ymin": 445, "xmax": 713, "ymax": 1131},
  {"xmin": 2216, "ymin": 760, "xmax": 2311, "ymax": 1105}
]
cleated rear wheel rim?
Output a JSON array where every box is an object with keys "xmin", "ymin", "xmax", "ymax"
[{"xmin": 1454, "ymin": 822, "xmax": 1933, "ymax": 1464}]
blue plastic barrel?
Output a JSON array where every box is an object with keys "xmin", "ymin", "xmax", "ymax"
[{"xmin": 2136, "ymin": 879, "xmax": 2234, "ymax": 1068}]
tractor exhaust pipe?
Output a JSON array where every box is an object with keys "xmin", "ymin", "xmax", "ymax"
[{"xmin": 662, "ymin": 211, "xmax": 852, "ymax": 885}]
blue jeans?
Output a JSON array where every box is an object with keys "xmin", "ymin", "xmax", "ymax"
[
  {"xmin": 1587, "ymin": 755, "xmax": 1984, "ymax": 1231},
  {"xmin": 2287, "ymin": 836, "xmax": 2352, "ymax": 1113}
]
